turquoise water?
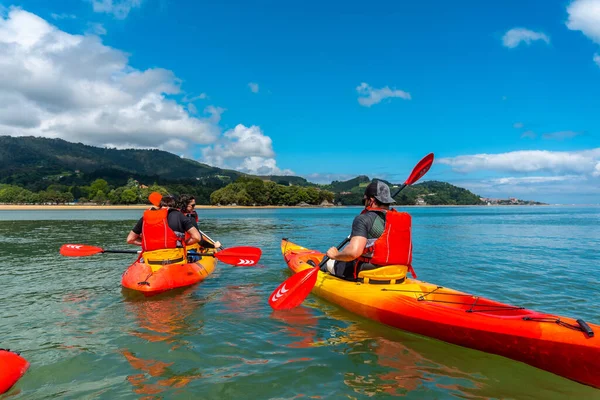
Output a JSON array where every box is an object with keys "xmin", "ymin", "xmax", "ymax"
[{"xmin": 1, "ymin": 206, "xmax": 599, "ymax": 399}]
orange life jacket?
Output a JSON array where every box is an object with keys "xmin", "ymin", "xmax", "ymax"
[
  {"xmin": 357, "ymin": 208, "xmax": 416, "ymax": 278},
  {"xmin": 141, "ymin": 208, "xmax": 181, "ymax": 251}
]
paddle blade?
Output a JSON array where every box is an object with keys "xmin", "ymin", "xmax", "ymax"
[
  {"xmin": 269, "ymin": 266, "xmax": 319, "ymax": 310},
  {"xmin": 404, "ymin": 153, "xmax": 434, "ymax": 185},
  {"xmin": 214, "ymin": 246, "xmax": 262, "ymax": 266},
  {"xmin": 148, "ymin": 191, "xmax": 162, "ymax": 207},
  {"xmin": 60, "ymin": 244, "xmax": 104, "ymax": 257}
]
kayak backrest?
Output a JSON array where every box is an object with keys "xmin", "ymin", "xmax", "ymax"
[{"xmin": 358, "ymin": 265, "xmax": 408, "ymax": 284}]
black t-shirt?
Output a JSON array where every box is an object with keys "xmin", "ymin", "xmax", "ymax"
[
  {"xmin": 132, "ymin": 208, "xmax": 195, "ymax": 236},
  {"xmin": 351, "ymin": 211, "xmax": 385, "ymax": 239}
]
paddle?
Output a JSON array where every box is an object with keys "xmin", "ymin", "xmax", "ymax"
[
  {"xmin": 59, "ymin": 244, "xmax": 262, "ymax": 266},
  {"xmin": 269, "ymin": 153, "xmax": 434, "ymax": 310}
]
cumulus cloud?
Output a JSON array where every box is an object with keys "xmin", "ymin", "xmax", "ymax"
[
  {"xmin": 439, "ymin": 148, "xmax": 600, "ymax": 175},
  {"xmin": 566, "ymin": 0, "xmax": 600, "ymax": 44},
  {"xmin": 356, "ymin": 82, "xmax": 411, "ymax": 107},
  {"xmin": 248, "ymin": 82, "xmax": 259, "ymax": 93},
  {"xmin": 90, "ymin": 0, "xmax": 142, "ymax": 19},
  {"xmin": 594, "ymin": 162, "xmax": 600, "ymax": 177},
  {"xmin": 201, "ymin": 124, "xmax": 293, "ymax": 175},
  {"xmin": 502, "ymin": 28, "xmax": 550, "ymax": 48},
  {"xmin": 0, "ymin": 8, "xmax": 220, "ymax": 153}
]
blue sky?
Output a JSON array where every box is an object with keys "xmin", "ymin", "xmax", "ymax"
[{"xmin": 0, "ymin": 0, "xmax": 599, "ymax": 203}]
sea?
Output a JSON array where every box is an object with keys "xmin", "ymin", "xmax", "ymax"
[{"xmin": 0, "ymin": 206, "xmax": 599, "ymax": 399}]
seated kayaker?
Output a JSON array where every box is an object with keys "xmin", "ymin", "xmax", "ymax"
[
  {"xmin": 126, "ymin": 195, "xmax": 201, "ymax": 265},
  {"xmin": 177, "ymin": 194, "xmax": 221, "ymax": 261},
  {"xmin": 322, "ymin": 180, "xmax": 414, "ymax": 281}
]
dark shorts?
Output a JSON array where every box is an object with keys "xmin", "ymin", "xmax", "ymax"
[{"xmin": 331, "ymin": 261, "xmax": 380, "ymax": 281}]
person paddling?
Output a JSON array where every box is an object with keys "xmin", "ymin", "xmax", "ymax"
[
  {"xmin": 178, "ymin": 194, "xmax": 221, "ymax": 261},
  {"xmin": 126, "ymin": 195, "xmax": 200, "ymax": 265},
  {"xmin": 322, "ymin": 180, "xmax": 413, "ymax": 280}
]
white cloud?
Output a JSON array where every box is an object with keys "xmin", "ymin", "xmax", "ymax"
[
  {"xmin": 566, "ymin": 0, "xmax": 600, "ymax": 44},
  {"xmin": 439, "ymin": 148, "xmax": 600, "ymax": 175},
  {"xmin": 183, "ymin": 93, "xmax": 207, "ymax": 102},
  {"xmin": 86, "ymin": 22, "xmax": 106, "ymax": 35},
  {"xmin": 542, "ymin": 130, "xmax": 581, "ymax": 140},
  {"xmin": 594, "ymin": 53, "xmax": 600, "ymax": 67},
  {"xmin": 51, "ymin": 13, "xmax": 76, "ymax": 20},
  {"xmin": 356, "ymin": 82, "xmax": 411, "ymax": 107},
  {"xmin": 594, "ymin": 162, "xmax": 600, "ymax": 177},
  {"xmin": 502, "ymin": 28, "xmax": 550, "ymax": 48},
  {"xmin": 521, "ymin": 130, "xmax": 537, "ymax": 139},
  {"xmin": 513, "ymin": 122, "xmax": 524, "ymax": 129},
  {"xmin": 201, "ymin": 124, "xmax": 292, "ymax": 175},
  {"xmin": 303, "ymin": 173, "xmax": 357, "ymax": 184},
  {"xmin": 490, "ymin": 175, "xmax": 584, "ymax": 185},
  {"xmin": 0, "ymin": 8, "xmax": 220, "ymax": 153},
  {"xmin": 90, "ymin": 0, "xmax": 142, "ymax": 19},
  {"xmin": 203, "ymin": 105, "xmax": 225, "ymax": 123},
  {"xmin": 248, "ymin": 82, "xmax": 259, "ymax": 93}
]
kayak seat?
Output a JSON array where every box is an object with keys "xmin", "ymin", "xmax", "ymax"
[
  {"xmin": 143, "ymin": 248, "xmax": 187, "ymax": 272},
  {"xmin": 357, "ymin": 265, "xmax": 408, "ymax": 285}
]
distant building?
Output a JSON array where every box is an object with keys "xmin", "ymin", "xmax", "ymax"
[{"xmin": 415, "ymin": 197, "xmax": 426, "ymax": 205}]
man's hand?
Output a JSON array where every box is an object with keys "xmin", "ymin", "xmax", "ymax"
[
  {"xmin": 213, "ymin": 241, "xmax": 222, "ymax": 249},
  {"xmin": 326, "ymin": 247, "xmax": 339, "ymax": 259}
]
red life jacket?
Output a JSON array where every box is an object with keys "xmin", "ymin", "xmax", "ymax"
[
  {"xmin": 141, "ymin": 208, "xmax": 181, "ymax": 251},
  {"xmin": 358, "ymin": 208, "xmax": 416, "ymax": 278}
]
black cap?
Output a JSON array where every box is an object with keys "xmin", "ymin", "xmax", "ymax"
[{"xmin": 364, "ymin": 180, "xmax": 396, "ymax": 204}]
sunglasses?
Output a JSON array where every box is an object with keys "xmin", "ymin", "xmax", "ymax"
[{"xmin": 189, "ymin": 203, "xmax": 196, "ymax": 208}]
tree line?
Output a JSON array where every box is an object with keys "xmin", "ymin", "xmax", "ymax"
[
  {"xmin": 0, "ymin": 177, "xmax": 335, "ymax": 206},
  {"xmin": 210, "ymin": 177, "xmax": 334, "ymax": 206}
]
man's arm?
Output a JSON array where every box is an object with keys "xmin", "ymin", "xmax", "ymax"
[
  {"xmin": 326, "ymin": 235, "xmax": 367, "ymax": 261},
  {"xmin": 185, "ymin": 227, "xmax": 201, "ymax": 246}
]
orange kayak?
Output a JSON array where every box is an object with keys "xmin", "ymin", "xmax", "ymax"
[
  {"xmin": 0, "ymin": 349, "xmax": 29, "ymax": 394},
  {"xmin": 281, "ymin": 239, "xmax": 600, "ymax": 389},
  {"xmin": 121, "ymin": 251, "xmax": 217, "ymax": 296}
]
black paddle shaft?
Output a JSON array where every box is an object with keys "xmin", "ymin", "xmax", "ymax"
[{"xmin": 103, "ymin": 249, "xmax": 139, "ymax": 254}]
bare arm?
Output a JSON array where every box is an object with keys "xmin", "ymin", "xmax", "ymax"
[
  {"xmin": 326, "ymin": 236, "xmax": 367, "ymax": 261},
  {"xmin": 185, "ymin": 227, "xmax": 201, "ymax": 246},
  {"xmin": 127, "ymin": 231, "xmax": 142, "ymax": 246}
]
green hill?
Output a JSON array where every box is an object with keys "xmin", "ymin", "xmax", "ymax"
[
  {"xmin": 0, "ymin": 136, "xmax": 501, "ymax": 206},
  {"xmin": 0, "ymin": 135, "xmax": 243, "ymax": 191}
]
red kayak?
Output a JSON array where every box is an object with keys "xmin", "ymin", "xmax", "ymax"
[{"xmin": 0, "ymin": 349, "xmax": 29, "ymax": 394}]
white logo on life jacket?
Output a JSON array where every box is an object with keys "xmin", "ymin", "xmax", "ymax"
[
  {"xmin": 237, "ymin": 259, "xmax": 256, "ymax": 265},
  {"xmin": 270, "ymin": 284, "xmax": 288, "ymax": 302}
]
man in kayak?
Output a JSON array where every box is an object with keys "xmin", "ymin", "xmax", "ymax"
[
  {"xmin": 126, "ymin": 195, "xmax": 201, "ymax": 264},
  {"xmin": 322, "ymin": 180, "xmax": 412, "ymax": 280},
  {"xmin": 177, "ymin": 194, "xmax": 221, "ymax": 261}
]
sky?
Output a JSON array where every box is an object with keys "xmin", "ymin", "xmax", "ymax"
[{"xmin": 0, "ymin": 0, "xmax": 599, "ymax": 204}]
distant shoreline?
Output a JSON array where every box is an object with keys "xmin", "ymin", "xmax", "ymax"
[{"xmin": 0, "ymin": 204, "xmax": 579, "ymax": 211}]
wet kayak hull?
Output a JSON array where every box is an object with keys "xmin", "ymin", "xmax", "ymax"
[
  {"xmin": 0, "ymin": 349, "xmax": 29, "ymax": 394},
  {"xmin": 121, "ymin": 253, "xmax": 217, "ymax": 296}
]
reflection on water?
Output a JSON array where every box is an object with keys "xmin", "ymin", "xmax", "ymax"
[{"xmin": 120, "ymin": 288, "xmax": 206, "ymax": 397}]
